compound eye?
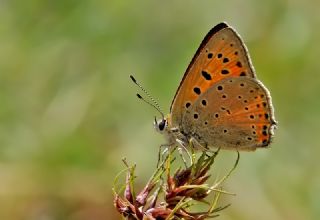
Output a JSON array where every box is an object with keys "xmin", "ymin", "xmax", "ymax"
[{"xmin": 158, "ymin": 120, "xmax": 166, "ymax": 131}]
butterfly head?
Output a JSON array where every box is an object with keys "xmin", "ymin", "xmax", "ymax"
[
  {"xmin": 154, "ymin": 114, "xmax": 174, "ymax": 134},
  {"xmin": 154, "ymin": 116, "xmax": 168, "ymax": 134},
  {"xmin": 154, "ymin": 114, "xmax": 178, "ymax": 146}
]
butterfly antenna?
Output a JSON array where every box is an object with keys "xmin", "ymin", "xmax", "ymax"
[
  {"xmin": 136, "ymin": 94, "xmax": 164, "ymax": 119},
  {"xmin": 130, "ymin": 75, "xmax": 165, "ymax": 119}
]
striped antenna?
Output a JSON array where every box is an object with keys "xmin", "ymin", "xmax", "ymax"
[{"xmin": 130, "ymin": 75, "xmax": 164, "ymax": 119}]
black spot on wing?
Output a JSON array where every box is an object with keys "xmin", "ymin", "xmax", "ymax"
[
  {"xmin": 193, "ymin": 87, "xmax": 201, "ymax": 95},
  {"xmin": 201, "ymin": 70, "xmax": 212, "ymax": 80}
]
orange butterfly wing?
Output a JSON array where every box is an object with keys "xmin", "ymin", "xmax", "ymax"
[
  {"xmin": 170, "ymin": 23, "xmax": 256, "ymax": 126},
  {"xmin": 169, "ymin": 22, "xmax": 276, "ymax": 150}
]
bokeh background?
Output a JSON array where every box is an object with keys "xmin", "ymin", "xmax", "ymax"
[{"xmin": 0, "ymin": 0, "xmax": 319, "ymax": 219}]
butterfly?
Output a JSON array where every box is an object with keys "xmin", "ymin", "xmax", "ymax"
[{"xmin": 135, "ymin": 22, "xmax": 277, "ymax": 151}]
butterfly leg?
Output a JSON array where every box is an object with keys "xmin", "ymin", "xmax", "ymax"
[
  {"xmin": 157, "ymin": 144, "xmax": 170, "ymax": 167},
  {"xmin": 178, "ymin": 148, "xmax": 188, "ymax": 168},
  {"xmin": 176, "ymin": 139, "xmax": 192, "ymax": 167},
  {"xmin": 188, "ymin": 137, "xmax": 213, "ymax": 152}
]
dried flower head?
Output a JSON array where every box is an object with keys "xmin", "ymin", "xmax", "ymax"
[{"xmin": 113, "ymin": 148, "xmax": 239, "ymax": 220}]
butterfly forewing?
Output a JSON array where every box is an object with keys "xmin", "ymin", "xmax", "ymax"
[{"xmin": 170, "ymin": 23, "xmax": 257, "ymax": 127}]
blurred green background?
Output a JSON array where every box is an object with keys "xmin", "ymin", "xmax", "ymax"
[{"xmin": 0, "ymin": 0, "xmax": 319, "ymax": 219}]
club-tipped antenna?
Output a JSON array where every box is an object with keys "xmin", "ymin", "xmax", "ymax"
[
  {"xmin": 130, "ymin": 75, "xmax": 164, "ymax": 119},
  {"xmin": 136, "ymin": 93, "xmax": 164, "ymax": 119}
]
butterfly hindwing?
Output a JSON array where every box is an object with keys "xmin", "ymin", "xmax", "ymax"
[{"xmin": 181, "ymin": 77, "xmax": 276, "ymax": 150}]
